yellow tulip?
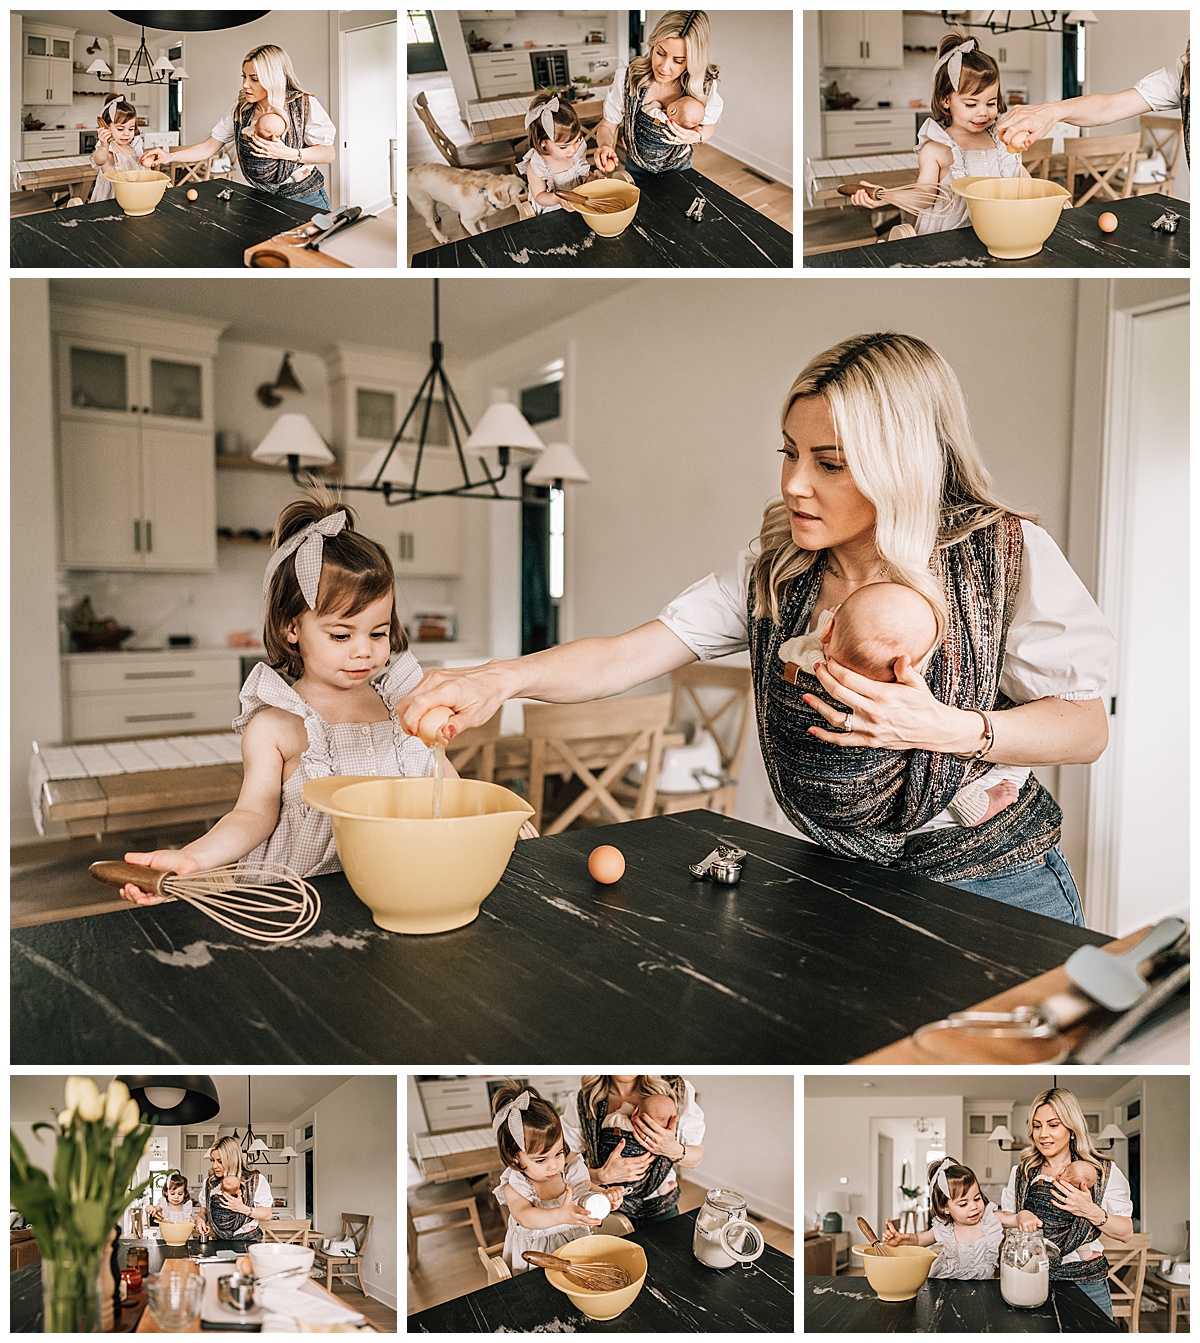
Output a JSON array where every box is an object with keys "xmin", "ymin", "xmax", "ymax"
[
  {"xmin": 73, "ymin": 1077, "xmax": 104, "ymax": 1123},
  {"xmin": 118, "ymin": 1097, "xmax": 141, "ymax": 1135},
  {"xmin": 104, "ymin": 1079, "xmax": 132, "ymax": 1125},
  {"xmin": 58, "ymin": 1105, "xmax": 76, "ymax": 1129}
]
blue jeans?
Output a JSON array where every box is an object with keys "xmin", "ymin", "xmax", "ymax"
[
  {"xmin": 948, "ymin": 843, "xmax": 1086, "ymax": 926},
  {"xmin": 630, "ymin": 1205, "xmax": 680, "ymax": 1229},
  {"xmin": 1071, "ymin": 1277, "xmax": 1113, "ymax": 1319},
  {"xmin": 290, "ymin": 185, "xmax": 330, "ymax": 210},
  {"xmin": 624, "ymin": 159, "xmax": 686, "ymax": 187}
]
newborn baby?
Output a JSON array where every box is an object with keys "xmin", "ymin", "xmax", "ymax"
[
  {"xmin": 644, "ymin": 94, "xmax": 706, "ymax": 132},
  {"xmin": 1059, "ymin": 1161, "xmax": 1098, "ymax": 1193},
  {"xmin": 779, "ymin": 582, "xmax": 1028, "ymax": 828},
  {"xmin": 602, "ymin": 1093, "xmax": 679, "ymax": 1158},
  {"xmin": 244, "ymin": 107, "xmax": 288, "ymax": 141}
]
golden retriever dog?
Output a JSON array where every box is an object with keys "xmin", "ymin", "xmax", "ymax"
[{"xmin": 407, "ymin": 164, "xmax": 526, "ymax": 243}]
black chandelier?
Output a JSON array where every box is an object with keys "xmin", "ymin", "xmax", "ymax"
[
  {"xmin": 86, "ymin": 24, "xmax": 184, "ymax": 87},
  {"xmin": 232, "ymin": 1077, "xmax": 297, "ymax": 1166},
  {"xmin": 940, "ymin": 10, "xmax": 1096, "ymax": 35}
]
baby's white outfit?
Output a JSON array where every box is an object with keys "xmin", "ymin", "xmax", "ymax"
[
  {"xmin": 89, "ymin": 135, "xmax": 146, "ymax": 202},
  {"xmin": 233, "ymin": 656, "xmax": 434, "ymax": 878},
  {"xmin": 914, "ymin": 118, "xmax": 1022, "ymax": 234},
  {"xmin": 157, "ymin": 1199, "xmax": 195, "ymax": 1223},
  {"xmin": 602, "ymin": 1102, "xmax": 638, "ymax": 1133},
  {"xmin": 928, "ymin": 1204, "xmax": 1004, "ymax": 1279},
  {"xmin": 520, "ymin": 142, "xmax": 590, "ymax": 214},
  {"xmin": 495, "ymin": 1152, "xmax": 594, "ymax": 1273}
]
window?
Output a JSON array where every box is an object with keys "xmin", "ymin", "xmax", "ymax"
[
  {"xmin": 406, "ymin": 11, "xmax": 434, "ymax": 45},
  {"xmin": 518, "ymin": 363, "xmax": 566, "ymax": 654}
]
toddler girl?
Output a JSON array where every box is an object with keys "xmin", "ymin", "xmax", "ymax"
[
  {"xmin": 152, "ymin": 1171, "xmax": 194, "ymax": 1223},
  {"xmin": 89, "ymin": 96, "xmax": 145, "ymax": 202},
  {"xmin": 492, "ymin": 1083, "xmax": 622, "ymax": 1273},
  {"xmin": 885, "ymin": 1158, "xmax": 1027, "ymax": 1278},
  {"xmin": 519, "ymin": 92, "xmax": 593, "ymax": 214},
  {"xmin": 850, "ymin": 30, "xmax": 1030, "ymax": 234},
  {"xmin": 119, "ymin": 490, "xmax": 445, "ymax": 901}
]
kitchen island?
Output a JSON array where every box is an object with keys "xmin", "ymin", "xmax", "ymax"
[
  {"xmin": 410, "ymin": 1209, "xmax": 795, "ymax": 1332},
  {"xmin": 11, "ymin": 810, "xmax": 1122, "ymax": 1065}
]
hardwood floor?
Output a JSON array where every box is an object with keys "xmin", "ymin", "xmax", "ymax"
[
  {"xmin": 406, "ymin": 1175, "xmax": 793, "ymax": 1315},
  {"xmin": 330, "ymin": 1282, "xmax": 398, "ymax": 1332},
  {"xmin": 405, "ymin": 71, "xmax": 792, "ymax": 263}
]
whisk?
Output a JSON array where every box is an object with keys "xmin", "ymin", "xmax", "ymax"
[
  {"xmin": 837, "ymin": 180, "xmax": 957, "ymax": 218},
  {"xmin": 554, "ymin": 188, "xmax": 630, "ymax": 215},
  {"xmin": 89, "ymin": 860, "xmax": 321, "ymax": 944},
  {"xmin": 857, "ymin": 1216, "xmax": 896, "ymax": 1257},
  {"xmin": 522, "ymin": 1251, "xmax": 632, "ymax": 1290}
]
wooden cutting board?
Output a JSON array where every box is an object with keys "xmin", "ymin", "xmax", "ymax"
[{"xmin": 243, "ymin": 234, "xmax": 351, "ymax": 268}]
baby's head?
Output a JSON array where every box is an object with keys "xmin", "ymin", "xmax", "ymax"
[
  {"xmin": 220, "ymin": 1172, "xmax": 241, "ymax": 1194},
  {"xmin": 665, "ymin": 95, "xmax": 705, "ymax": 131},
  {"xmin": 825, "ymin": 582, "xmax": 939, "ymax": 682},
  {"xmin": 164, "ymin": 1171, "xmax": 189, "ymax": 1206},
  {"xmin": 257, "ymin": 108, "xmax": 288, "ymax": 140},
  {"xmin": 492, "ymin": 1081, "xmax": 568, "ymax": 1179},
  {"xmin": 526, "ymin": 90, "xmax": 585, "ymax": 157},
  {"xmin": 636, "ymin": 1093, "xmax": 679, "ymax": 1130},
  {"xmin": 1061, "ymin": 1160, "xmax": 1098, "ymax": 1193},
  {"xmin": 928, "ymin": 1158, "xmax": 986, "ymax": 1227}
]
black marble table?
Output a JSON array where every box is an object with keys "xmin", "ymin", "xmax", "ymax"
[
  {"xmin": 804, "ymin": 192, "xmax": 1187, "ymax": 268},
  {"xmin": 411, "ymin": 1210, "xmax": 794, "ymax": 1332},
  {"xmin": 410, "ymin": 167, "xmax": 793, "ymax": 268},
  {"xmin": 11, "ymin": 179, "xmax": 319, "ymax": 268},
  {"xmin": 119, "ymin": 1235, "xmax": 252, "ymax": 1271},
  {"xmin": 803, "ymin": 1276, "xmax": 1119, "ymax": 1332},
  {"xmin": 11, "ymin": 811, "xmax": 1110, "ymax": 1065}
]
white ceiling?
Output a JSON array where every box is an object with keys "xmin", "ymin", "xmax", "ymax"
[
  {"xmin": 805, "ymin": 1075, "xmax": 1137, "ymax": 1103},
  {"xmin": 10, "ymin": 1074, "xmax": 351, "ymax": 1125},
  {"xmin": 46, "ymin": 278, "xmax": 640, "ymax": 360}
]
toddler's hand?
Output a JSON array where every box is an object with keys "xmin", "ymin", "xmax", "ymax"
[
  {"xmin": 560, "ymin": 200, "xmax": 577, "ymax": 212},
  {"xmin": 603, "ymin": 1186, "xmax": 625, "ymax": 1211},
  {"xmin": 849, "ymin": 182, "xmax": 882, "ymax": 208},
  {"xmin": 560, "ymin": 1190, "xmax": 603, "ymax": 1227},
  {"xmin": 97, "ymin": 126, "xmax": 113, "ymax": 147},
  {"xmin": 119, "ymin": 849, "xmax": 202, "ymax": 904},
  {"xmin": 882, "ymin": 1220, "xmax": 908, "ymax": 1246},
  {"xmin": 1015, "ymin": 1210, "xmax": 1043, "ymax": 1233}
]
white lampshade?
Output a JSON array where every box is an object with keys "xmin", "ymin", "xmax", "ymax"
[
  {"xmin": 252, "ymin": 413, "xmax": 335, "ymax": 467},
  {"xmin": 87, "ymin": 58, "xmax": 112, "ymax": 75},
  {"xmin": 280, "ymin": 1146, "xmax": 298, "ymax": 1158},
  {"xmin": 248, "ymin": 1139, "xmax": 269, "ymax": 1153},
  {"xmin": 463, "ymin": 398, "xmax": 545, "ymax": 464},
  {"xmin": 1064, "ymin": 10, "xmax": 1098, "ymax": 23},
  {"xmin": 987, "ymin": 1125, "xmax": 1015, "ymax": 1144},
  {"xmin": 525, "ymin": 441, "xmax": 589, "ymax": 486},
  {"xmin": 1097, "ymin": 1124, "xmax": 1126, "ymax": 1143},
  {"xmin": 153, "ymin": 54, "xmax": 174, "ymax": 73},
  {"xmin": 355, "ymin": 446, "xmax": 413, "ymax": 486},
  {"xmin": 171, "ymin": 65, "xmax": 190, "ymax": 80}
]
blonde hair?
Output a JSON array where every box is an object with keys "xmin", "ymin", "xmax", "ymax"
[
  {"xmin": 931, "ymin": 28, "xmax": 1006, "ymax": 128},
  {"xmin": 578, "ymin": 1075, "xmax": 683, "ymax": 1116},
  {"xmin": 751, "ymin": 332, "xmax": 1031, "ymax": 638},
  {"xmin": 207, "ymin": 1137, "xmax": 247, "ymax": 1193},
  {"xmin": 629, "ymin": 11, "xmax": 719, "ymax": 103},
  {"xmin": 238, "ymin": 43, "xmax": 308, "ymax": 121},
  {"xmin": 1016, "ymin": 1088, "xmax": 1106, "ymax": 1183}
]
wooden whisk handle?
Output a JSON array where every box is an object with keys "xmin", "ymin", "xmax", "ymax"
[
  {"xmin": 89, "ymin": 860, "xmax": 172, "ymax": 894},
  {"xmin": 837, "ymin": 182, "xmax": 882, "ymax": 200}
]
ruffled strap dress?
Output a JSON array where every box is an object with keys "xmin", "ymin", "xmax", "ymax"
[
  {"xmin": 928, "ymin": 1203, "xmax": 1004, "ymax": 1279},
  {"xmin": 495, "ymin": 1153, "xmax": 594, "ymax": 1273},
  {"xmin": 915, "ymin": 118, "xmax": 1021, "ymax": 234},
  {"xmin": 233, "ymin": 653, "xmax": 434, "ymax": 878},
  {"xmin": 519, "ymin": 141, "xmax": 591, "ymax": 214}
]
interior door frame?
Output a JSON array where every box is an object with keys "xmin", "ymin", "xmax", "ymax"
[{"xmin": 332, "ymin": 12, "xmax": 399, "ymax": 212}]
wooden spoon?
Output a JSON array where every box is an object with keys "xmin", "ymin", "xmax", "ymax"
[
  {"xmin": 857, "ymin": 1216, "xmax": 895, "ymax": 1257},
  {"xmin": 522, "ymin": 1250, "xmax": 631, "ymax": 1290}
]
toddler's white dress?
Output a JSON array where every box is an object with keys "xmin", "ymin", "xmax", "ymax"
[
  {"xmin": 928, "ymin": 1203, "xmax": 1004, "ymax": 1279},
  {"xmin": 495, "ymin": 1153, "xmax": 594, "ymax": 1273},
  {"xmin": 89, "ymin": 136, "xmax": 146, "ymax": 202},
  {"xmin": 519, "ymin": 142, "xmax": 590, "ymax": 214},
  {"xmin": 914, "ymin": 118, "xmax": 1021, "ymax": 234}
]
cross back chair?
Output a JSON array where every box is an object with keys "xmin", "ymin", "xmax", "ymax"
[
  {"xmin": 263, "ymin": 1218, "xmax": 311, "ymax": 1245},
  {"xmin": 1065, "ymin": 132, "xmax": 1141, "ymax": 205},
  {"xmin": 1133, "ymin": 113, "xmax": 1185, "ymax": 197},
  {"xmin": 412, "ymin": 91, "xmax": 517, "ymax": 173},
  {"xmin": 311, "ymin": 1212, "xmax": 372, "ymax": 1293},
  {"xmin": 1102, "ymin": 1231, "xmax": 1152, "ymax": 1330}
]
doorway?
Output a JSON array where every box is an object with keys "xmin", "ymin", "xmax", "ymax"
[
  {"xmin": 305, "ymin": 1149, "xmax": 315, "ymax": 1225},
  {"xmin": 406, "ymin": 11, "xmax": 446, "ymax": 74},
  {"xmin": 517, "ymin": 363, "xmax": 566, "ymax": 655},
  {"xmin": 339, "ymin": 18, "xmax": 398, "ymax": 210}
]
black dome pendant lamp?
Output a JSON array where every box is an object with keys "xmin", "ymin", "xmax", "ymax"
[
  {"xmin": 118, "ymin": 1075, "xmax": 221, "ymax": 1125},
  {"xmin": 110, "ymin": 13, "xmax": 271, "ymax": 32}
]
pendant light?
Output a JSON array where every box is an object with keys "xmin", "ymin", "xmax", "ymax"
[
  {"xmin": 118, "ymin": 1075, "xmax": 220, "ymax": 1126},
  {"xmin": 237, "ymin": 1077, "xmax": 298, "ymax": 1166},
  {"xmin": 939, "ymin": 10, "xmax": 1098, "ymax": 34}
]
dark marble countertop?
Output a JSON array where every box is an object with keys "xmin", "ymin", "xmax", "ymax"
[
  {"xmin": 410, "ymin": 167, "xmax": 794, "ymax": 269},
  {"xmin": 411, "ymin": 1210, "xmax": 795, "ymax": 1332},
  {"xmin": 11, "ymin": 179, "xmax": 318, "ymax": 269},
  {"xmin": 804, "ymin": 193, "xmax": 1188, "ymax": 268},
  {"xmin": 11, "ymin": 811, "xmax": 1109, "ymax": 1065},
  {"xmin": 804, "ymin": 1275, "xmax": 1119, "ymax": 1332}
]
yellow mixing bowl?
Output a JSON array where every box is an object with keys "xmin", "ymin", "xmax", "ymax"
[
  {"xmin": 158, "ymin": 1219, "xmax": 194, "ymax": 1246},
  {"xmin": 852, "ymin": 1244, "xmax": 939, "ymax": 1301},
  {"xmin": 950, "ymin": 176, "xmax": 1070, "ymax": 259},
  {"xmin": 104, "ymin": 169, "xmax": 171, "ymax": 216},
  {"xmin": 543, "ymin": 1235, "xmax": 648, "ymax": 1321},
  {"xmin": 572, "ymin": 179, "xmax": 641, "ymax": 238},
  {"xmin": 303, "ymin": 776, "xmax": 534, "ymax": 934}
]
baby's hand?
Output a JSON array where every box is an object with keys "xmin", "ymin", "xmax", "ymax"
[{"xmin": 119, "ymin": 849, "xmax": 202, "ymax": 904}]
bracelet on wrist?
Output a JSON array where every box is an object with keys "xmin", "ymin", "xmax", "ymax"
[{"xmin": 957, "ymin": 707, "xmax": 994, "ymax": 760}]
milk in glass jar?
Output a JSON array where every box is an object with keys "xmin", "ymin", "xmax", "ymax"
[
  {"xmin": 1000, "ymin": 1227, "xmax": 1050, "ymax": 1308},
  {"xmin": 692, "ymin": 1190, "xmax": 766, "ymax": 1270}
]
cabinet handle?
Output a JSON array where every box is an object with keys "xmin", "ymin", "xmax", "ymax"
[
  {"xmin": 124, "ymin": 711, "xmax": 197, "ymax": 723},
  {"xmin": 134, "ymin": 519, "xmax": 141, "ymax": 552},
  {"xmin": 854, "ymin": 119, "xmax": 893, "ymax": 125},
  {"xmin": 146, "ymin": 519, "xmax": 152, "ymax": 551},
  {"xmin": 123, "ymin": 670, "xmax": 196, "ymax": 681},
  {"xmin": 853, "ymin": 141, "xmax": 896, "ymax": 149},
  {"xmin": 444, "ymin": 1103, "xmax": 473, "ymax": 1111}
]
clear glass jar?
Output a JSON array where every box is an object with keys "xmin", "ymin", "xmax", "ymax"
[
  {"xmin": 692, "ymin": 1190, "xmax": 766, "ymax": 1270},
  {"xmin": 1000, "ymin": 1227, "xmax": 1050, "ymax": 1309}
]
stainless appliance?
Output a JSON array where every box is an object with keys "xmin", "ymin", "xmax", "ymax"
[
  {"xmin": 530, "ymin": 49, "xmax": 569, "ymax": 87},
  {"xmin": 80, "ymin": 130, "xmax": 98, "ymax": 154}
]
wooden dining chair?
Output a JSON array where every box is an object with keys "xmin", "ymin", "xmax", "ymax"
[
  {"xmin": 477, "ymin": 1241, "xmax": 511, "ymax": 1283},
  {"xmin": 1103, "ymin": 1231, "xmax": 1152, "ymax": 1330},
  {"xmin": 408, "ymin": 1179, "xmax": 487, "ymax": 1269},
  {"xmin": 445, "ymin": 710, "xmax": 502, "ymax": 782},
  {"xmin": 412, "ymin": 92, "xmax": 518, "ymax": 174},
  {"xmin": 311, "ymin": 1212, "xmax": 372, "ymax": 1293},
  {"xmin": 263, "ymin": 1217, "xmax": 312, "ymax": 1245},
  {"xmin": 523, "ymin": 693, "xmax": 671, "ymax": 835},
  {"xmin": 1133, "ymin": 114, "xmax": 1185, "ymax": 197},
  {"xmin": 1065, "ymin": 132, "xmax": 1141, "ymax": 205},
  {"xmin": 1019, "ymin": 137, "xmax": 1055, "ymax": 180}
]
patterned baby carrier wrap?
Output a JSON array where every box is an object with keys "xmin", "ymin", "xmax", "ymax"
[
  {"xmin": 747, "ymin": 514, "xmax": 1062, "ymax": 883},
  {"xmin": 235, "ymin": 91, "xmax": 324, "ymax": 200},
  {"xmin": 579, "ymin": 1078, "xmax": 687, "ymax": 1220},
  {"xmin": 204, "ymin": 1174, "xmax": 264, "ymax": 1243},
  {"xmin": 1015, "ymin": 1160, "xmax": 1111, "ymax": 1284}
]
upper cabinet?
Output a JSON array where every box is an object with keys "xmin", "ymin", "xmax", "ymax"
[
  {"xmin": 993, "ymin": 31, "xmax": 1034, "ymax": 72},
  {"xmin": 22, "ymin": 24, "xmax": 74, "ymax": 104},
  {"xmin": 820, "ymin": 11, "xmax": 904, "ymax": 69},
  {"xmin": 59, "ymin": 339, "xmax": 214, "ymax": 430}
]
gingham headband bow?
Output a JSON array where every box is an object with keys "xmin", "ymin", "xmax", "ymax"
[
  {"xmin": 262, "ymin": 510, "xmax": 347, "ymax": 609},
  {"xmin": 933, "ymin": 1158, "xmax": 953, "ymax": 1197},
  {"xmin": 933, "ymin": 37, "xmax": 978, "ymax": 91},
  {"xmin": 103, "ymin": 95, "xmax": 124, "ymax": 116},
  {"xmin": 525, "ymin": 96, "xmax": 560, "ymax": 138},
  {"xmin": 492, "ymin": 1091, "xmax": 531, "ymax": 1150}
]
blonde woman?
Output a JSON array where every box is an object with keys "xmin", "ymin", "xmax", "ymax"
[
  {"xmin": 1001, "ymin": 1087, "xmax": 1134, "ymax": 1319},
  {"xmin": 195, "ymin": 1137, "xmax": 273, "ymax": 1243},
  {"xmin": 560, "ymin": 1076, "xmax": 705, "ymax": 1228},
  {"xmin": 143, "ymin": 45, "xmax": 335, "ymax": 209},
  {"xmin": 398, "ymin": 332, "xmax": 1112, "ymax": 924},
  {"xmin": 594, "ymin": 11, "xmax": 723, "ymax": 184}
]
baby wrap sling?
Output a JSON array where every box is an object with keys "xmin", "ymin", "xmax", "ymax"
[
  {"xmin": 747, "ymin": 515, "xmax": 1062, "ymax": 882},
  {"xmin": 1015, "ymin": 1161, "xmax": 1112, "ymax": 1284},
  {"xmin": 204, "ymin": 1175, "xmax": 264, "ymax": 1242},
  {"xmin": 235, "ymin": 92, "xmax": 324, "ymax": 200},
  {"xmin": 577, "ymin": 1079, "xmax": 687, "ymax": 1220}
]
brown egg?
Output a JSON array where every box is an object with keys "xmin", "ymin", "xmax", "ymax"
[
  {"xmin": 417, "ymin": 705, "xmax": 453, "ymax": 746},
  {"xmin": 588, "ymin": 845, "xmax": 625, "ymax": 884},
  {"xmin": 186, "ymin": 189, "xmax": 198, "ymax": 201},
  {"xmin": 1098, "ymin": 212, "xmax": 1118, "ymax": 233}
]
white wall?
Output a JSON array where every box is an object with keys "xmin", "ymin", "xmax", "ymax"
[
  {"xmin": 11, "ymin": 279, "xmax": 64, "ymax": 847},
  {"xmin": 802, "ymin": 11, "xmax": 821, "ymax": 165},
  {"xmin": 688, "ymin": 1076, "xmax": 793, "ymax": 1229},
  {"xmin": 307, "ymin": 1077, "xmax": 398, "ymax": 1310},
  {"xmin": 10, "ymin": 12, "xmax": 23, "ymax": 164},
  {"xmin": 1140, "ymin": 1077, "xmax": 1189, "ymax": 1255}
]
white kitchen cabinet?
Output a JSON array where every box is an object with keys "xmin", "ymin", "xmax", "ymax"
[
  {"xmin": 63, "ymin": 651, "xmax": 241, "ymax": 740},
  {"xmin": 58, "ymin": 337, "xmax": 213, "ymax": 430},
  {"xmin": 964, "ymin": 1109, "xmax": 1017, "ymax": 1185},
  {"xmin": 109, "ymin": 39, "xmax": 153, "ymax": 106},
  {"xmin": 820, "ymin": 11, "xmax": 904, "ymax": 69},
  {"xmin": 460, "ymin": 10, "xmax": 516, "ymax": 19},
  {"xmin": 23, "ymin": 25, "xmax": 73, "ymax": 103},
  {"xmin": 395, "ymin": 496, "xmax": 463, "ymax": 578},
  {"xmin": 823, "ymin": 109, "xmax": 916, "ymax": 156},
  {"xmin": 471, "ymin": 50, "xmax": 535, "ymax": 97},
  {"xmin": 22, "ymin": 130, "xmax": 79, "ymax": 159},
  {"xmin": 418, "ymin": 1078, "xmax": 492, "ymax": 1132},
  {"xmin": 994, "ymin": 31, "xmax": 1033, "ymax": 71}
]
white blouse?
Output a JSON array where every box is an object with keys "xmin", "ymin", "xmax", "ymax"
[
  {"xmin": 1002, "ymin": 1163, "xmax": 1133, "ymax": 1264},
  {"xmin": 561, "ymin": 1080, "xmax": 706, "ymax": 1200},
  {"xmin": 602, "ymin": 65, "xmax": 724, "ymax": 126},
  {"xmin": 1134, "ymin": 57, "xmax": 1187, "ymax": 113},
  {"xmin": 210, "ymin": 95, "xmax": 335, "ymax": 187}
]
